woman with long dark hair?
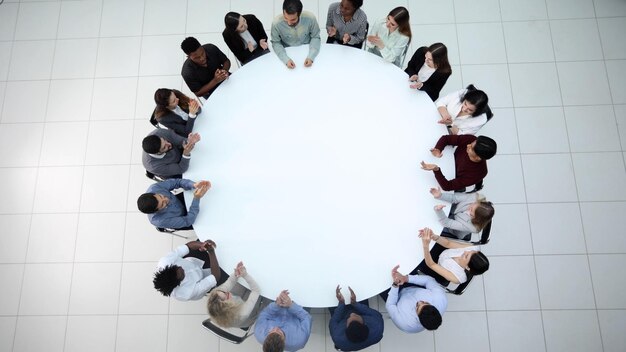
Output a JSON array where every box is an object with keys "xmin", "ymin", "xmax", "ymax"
[
  {"xmin": 222, "ymin": 12, "xmax": 269, "ymax": 65},
  {"xmin": 436, "ymin": 84, "xmax": 493, "ymax": 135},
  {"xmin": 405, "ymin": 43, "xmax": 452, "ymax": 101},
  {"xmin": 365, "ymin": 6, "xmax": 412, "ymax": 67},
  {"xmin": 150, "ymin": 88, "xmax": 201, "ymax": 137}
]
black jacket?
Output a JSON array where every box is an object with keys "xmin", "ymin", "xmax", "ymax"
[
  {"xmin": 222, "ymin": 14, "xmax": 269, "ymax": 65},
  {"xmin": 404, "ymin": 46, "xmax": 451, "ymax": 101}
]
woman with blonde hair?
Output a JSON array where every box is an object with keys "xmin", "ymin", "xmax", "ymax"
[
  {"xmin": 207, "ymin": 261, "xmax": 261, "ymax": 328},
  {"xmin": 365, "ymin": 6, "xmax": 411, "ymax": 67},
  {"xmin": 430, "ymin": 186, "xmax": 494, "ymax": 240}
]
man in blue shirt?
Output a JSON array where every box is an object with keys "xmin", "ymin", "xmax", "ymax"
[
  {"xmin": 255, "ymin": 290, "xmax": 312, "ymax": 352},
  {"xmin": 329, "ymin": 285, "xmax": 383, "ymax": 351},
  {"xmin": 271, "ymin": 0, "xmax": 321, "ymax": 68},
  {"xmin": 137, "ymin": 178, "xmax": 210, "ymax": 229}
]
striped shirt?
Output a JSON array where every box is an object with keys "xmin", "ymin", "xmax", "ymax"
[{"xmin": 325, "ymin": 2, "xmax": 368, "ymax": 45}]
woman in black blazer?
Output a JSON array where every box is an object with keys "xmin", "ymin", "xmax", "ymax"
[
  {"xmin": 222, "ymin": 12, "xmax": 270, "ymax": 65},
  {"xmin": 404, "ymin": 43, "xmax": 452, "ymax": 101},
  {"xmin": 150, "ymin": 88, "xmax": 201, "ymax": 138}
]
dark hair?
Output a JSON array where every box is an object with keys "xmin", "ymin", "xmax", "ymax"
[
  {"xmin": 428, "ymin": 42, "xmax": 451, "ymax": 74},
  {"xmin": 418, "ymin": 305, "xmax": 442, "ymax": 330},
  {"xmin": 473, "ymin": 135, "xmax": 497, "ymax": 160},
  {"xmin": 153, "ymin": 265, "xmax": 181, "ymax": 296},
  {"xmin": 142, "ymin": 135, "xmax": 162, "ymax": 154},
  {"xmin": 472, "ymin": 201, "xmax": 494, "ymax": 231},
  {"xmin": 468, "ymin": 251, "xmax": 490, "ymax": 275},
  {"xmin": 462, "ymin": 84, "xmax": 493, "ymax": 120},
  {"xmin": 181, "ymin": 37, "xmax": 201, "ymax": 55},
  {"xmin": 283, "ymin": 0, "xmax": 303, "ymax": 15},
  {"xmin": 346, "ymin": 321, "xmax": 369, "ymax": 343},
  {"xmin": 153, "ymin": 88, "xmax": 190, "ymax": 119},
  {"xmin": 224, "ymin": 12, "xmax": 241, "ymax": 32},
  {"xmin": 389, "ymin": 7, "xmax": 411, "ymax": 42},
  {"xmin": 263, "ymin": 331, "xmax": 285, "ymax": 352},
  {"xmin": 137, "ymin": 193, "xmax": 159, "ymax": 214},
  {"xmin": 346, "ymin": 0, "xmax": 363, "ymax": 9}
]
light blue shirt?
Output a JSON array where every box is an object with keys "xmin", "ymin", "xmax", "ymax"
[
  {"xmin": 271, "ymin": 11, "xmax": 321, "ymax": 64},
  {"xmin": 385, "ymin": 275, "xmax": 447, "ymax": 333},
  {"xmin": 254, "ymin": 302, "xmax": 312, "ymax": 351},
  {"xmin": 147, "ymin": 178, "xmax": 200, "ymax": 229},
  {"xmin": 365, "ymin": 18, "xmax": 410, "ymax": 67}
]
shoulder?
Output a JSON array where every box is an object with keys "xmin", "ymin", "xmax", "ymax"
[
  {"xmin": 272, "ymin": 14, "xmax": 284, "ymax": 27},
  {"xmin": 300, "ymin": 11, "xmax": 318, "ymax": 22},
  {"xmin": 354, "ymin": 8, "xmax": 367, "ymax": 21},
  {"xmin": 328, "ymin": 2, "xmax": 340, "ymax": 11}
]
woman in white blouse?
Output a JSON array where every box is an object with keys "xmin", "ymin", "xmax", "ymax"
[
  {"xmin": 150, "ymin": 88, "xmax": 201, "ymax": 138},
  {"xmin": 430, "ymin": 186, "xmax": 494, "ymax": 240},
  {"xmin": 419, "ymin": 227, "xmax": 490, "ymax": 285},
  {"xmin": 365, "ymin": 6, "xmax": 411, "ymax": 67},
  {"xmin": 436, "ymin": 84, "xmax": 492, "ymax": 135},
  {"xmin": 207, "ymin": 261, "xmax": 261, "ymax": 328}
]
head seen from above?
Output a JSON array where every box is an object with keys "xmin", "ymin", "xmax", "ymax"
[
  {"xmin": 225, "ymin": 12, "xmax": 247, "ymax": 33},
  {"xmin": 207, "ymin": 290, "xmax": 239, "ymax": 327},
  {"xmin": 340, "ymin": 0, "xmax": 362, "ymax": 17},
  {"xmin": 416, "ymin": 301, "xmax": 442, "ymax": 330},
  {"xmin": 264, "ymin": 328, "xmax": 286, "ymax": 352},
  {"xmin": 345, "ymin": 313, "xmax": 369, "ymax": 343},
  {"xmin": 461, "ymin": 85, "xmax": 489, "ymax": 117},
  {"xmin": 154, "ymin": 88, "xmax": 178, "ymax": 110},
  {"xmin": 469, "ymin": 199, "xmax": 495, "ymax": 230},
  {"xmin": 427, "ymin": 42, "xmax": 451, "ymax": 73},
  {"xmin": 386, "ymin": 7, "xmax": 411, "ymax": 40},
  {"xmin": 283, "ymin": 0, "xmax": 303, "ymax": 26},
  {"xmin": 461, "ymin": 251, "xmax": 490, "ymax": 276},
  {"xmin": 181, "ymin": 37, "xmax": 207, "ymax": 66},
  {"xmin": 153, "ymin": 264, "xmax": 184, "ymax": 296}
]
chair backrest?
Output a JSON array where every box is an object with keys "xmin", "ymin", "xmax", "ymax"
[
  {"xmin": 399, "ymin": 44, "xmax": 409, "ymax": 68},
  {"xmin": 360, "ymin": 22, "xmax": 370, "ymax": 49},
  {"xmin": 454, "ymin": 180, "xmax": 483, "ymax": 194},
  {"xmin": 202, "ymin": 318, "xmax": 254, "ymax": 344},
  {"xmin": 446, "ymin": 274, "xmax": 474, "ymax": 295}
]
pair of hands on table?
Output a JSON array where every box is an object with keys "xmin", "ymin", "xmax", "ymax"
[
  {"xmin": 247, "ymin": 39, "xmax": 268, "ymax": 52},
  {"xmin": 286, "ymin": 58, "xmax": 314, "ymax": 69}
]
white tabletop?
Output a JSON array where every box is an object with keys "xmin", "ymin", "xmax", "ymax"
[{"xmin": 185, "ymin": 44, "xmax": 454, "ymax": 307}]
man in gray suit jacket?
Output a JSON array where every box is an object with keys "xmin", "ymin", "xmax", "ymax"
[{"xmin": 142, "ymin": 129, "xmax": 200, "ymax": 179}]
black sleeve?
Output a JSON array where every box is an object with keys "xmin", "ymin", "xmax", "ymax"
[
  {"xmin": 158, "ymin": 112, "xmax": 196, "ymax": 137},
  {"xmin": 223, "ymin": 30, "xmax": 248, "ymax": 64},
  {"xmin": 420, "ymin": 70, "xmax": 451, "ymax": 101},
  {"xmin": 404, "ymin": 46, "xmax": 427, "ymax": 77},
  {"xmin": 247, "ymin": 14, "xmax": 268, "ymax": 41}
]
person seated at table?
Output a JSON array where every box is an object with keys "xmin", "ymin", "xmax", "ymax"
[
  {"xmin": 137, "ymin": 178, "xmax": 210, "ymax": 230},
  {"xmin": 150, "ymin": 88, "xmax": 201, "ymax": 137},
  {"xmin": 180, "ymin": 37, "xmax": 230, "ymax": 99},
  {"xmin": 420, "ymin": 134, "xmax": 497, "ymax": 192},
  {"xmin": 154, "ymin": 239, "xmax": 224, "ymax": 301},
  {"xmin": 329, "ymin": 285, "xmax": 383, "ymax": 351},
  {"xmin": 404, "ymin": 43, "xmax": 452, "ymax": 101},
  {"xmin": 365, "ymin": 6, "xmax": 411, "ymax": 67},
  {"xmin": 255, "ymin": 289, "xmax": 312, "ymax": 352},
  {"xmin": 418, "ymin": 227, "xmax": 490, "ymax": 285},
  {"xmin": 430, "ymin": 186, "xmax": 495, "ymax": 240},
  {"xmin": 222, "ymin": 12, "xmax": 270, "ymax": 65},
  {"xmin": 271, "ymin": 0, "xmax": 321, "ymax": 69},
  {"xmin": 436, "ymin": 84, "xmax": 492, "ymax": 135},
  {"xmin": 142, "ymin": 129, "xmax": 200, "ymax": 180},
  {"xmin": 325, "ymin": 0, "xmax": 367, "ymax": 49},
  {"xmin": 383, "ymin": 265, "xmax": 447, "ymax": 333},
  {"xmin": 207, "ymin": 261, "xmax": 262, "ymax": 328}
]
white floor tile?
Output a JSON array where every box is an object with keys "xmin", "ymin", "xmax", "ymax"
[
  {"xmin": 407, "ymin": 24, "xmax": 460, "ymax": 66},
  {"xmin": 481, "ymin": 204, "xmax": 533, "ymax": 256},
  {"xmin": 135, "ymin": 75, "xmax": 183, "ymax": 119},
  {"xmin": 379, "ymin": 315, "xmax": 433, "ymax": 352},
  {"xmin": 39, "ymin": 122, "xmax": 89, "ymax": 166},
  {"xmin": 116, "ymin": 315, "xmax": 168, "ymax": 352},
  {"xmin": 535, "ymin": 255, "xmax": 595, "ymax": 309},
  {"xmin": 445, "ymin": 275, "xmax": 486, "ymax": 311},
  {"xmin": 457, "ymin": 23, "xmax": 507, "ymax": 65},
  {"xmin": 516, "ymin": 107, "xmax": 570, "ymax": 153},
  {"xmin": 460, "ymin": 64, "xmax": 513, "ymax": 108},
  {"xmin": 565, "ymin": 105, "xmax": 621, "ymax": 152},
  {"xmin": 84, "ymin": 120, "xmax": 134, "ymax": 165},
  {"xmin": 0, "ymin": 42, "xmax": 10, "ymax": 81},
  {"xmin": 0, "ymin": 264, "xmax": 24, "ymax": 315},
  {"xmin": 74, "ymin": 212, "xmax": 126, "ymax": 262},
  {"xmin": 0, "ymin": 3, "xmax": 19, "ymax": 41},
  {"xmin": 487, "ymin": 311, "xmax": 546, "ymax": 352},
  {"xmin": 69, "ymin": 262, "xmax": 122, "ymax": 314},
  {"xmin": 528, "ymin": 203, "xmax": 587, "ymax": 254},
  {"xmin": 33, "ymin": 167, "xmax": 83, "ymax": 213},
  {"xmin": 453, "ymin": 0, "xmax": 501, "ymax": 22},
  {"xmin": 0, "ymin": 82, "xmax": 5, "ymax": 115},
  {"xmin": 2, "ymin": 80, "xmax": 50, "ymax": 123},
  {"xmin": 588, "ymin": 254, "xmax": 626, "ymax": 309},
  {"xmin": 483, "ymin": 256, "xmax": 541, "ymax": 310},
  {"xmin": 90, "ymin": 77, "xmax": 138, "ymax": 120},
  {"xmin": 434, "ymin": 311, "xmax": 489, "ymax": 352},
  {"xmin": 616, "ymin": 104, "xmax": 626, "ymax": 150},
  {"xmin": 551, "ymin": 19, "xmax": 603, "ymax": 61},
  {"xmin": 598, "ymin": 310, "xmax": 626, "ymax": 352},
  {"xmin": 13, "ymin": 316, "xmax": 67, "ymax": 352},
  {"xmin": 0, "ymin": 214, "xmax": 30, "ymax": 263},
  {"xmin": 57, "ymin": 0, "xmax": 103, "ymax": 39},
  {"xmin": 571, "ymin": 152, "xmax": 626, "ymax": 201},
  {"xmin": 26, "ymin": 213, "xmax": 78, "ymax": 262},
  {"xmin": 503, "ymin": 21, "xmax": 554, "ymax": 63},
  {"xmin": 139, "ymin": 35, "xmax": 186, "ymax": 76},
  {"xmin": 123, "ymin": 212, "xmax": 173, "ymax": 261},
  {"xmin": 594, "ymin": 0, "xmax": 626, "ymax": 17},
  {"xmin": 8, "ymin": 40, "xmax": 56, "ymax": 80},
  {"xmin": 230, "ymin": 0, "xmax": 276, "ymax": 35},
  {"xmin": 483, "ymin": 154, "xmax": 527, "ymax": 203},
  {"xmin": 521, "ymin": 154, "xmax": 578, "ymax": 202},
  {"xmin": 131, "ymin": 120, "xmax": 157, "ymax": 165},
  {"xmin": 80, "ymin": 165, "xmax": 130, "ymax": 212},
  {"xmin": 52, "ymin": 39, "xmax": 99, "ymax": 79},
  {"xmin": 542, "ymin": 310, "xmax": 602, "ymax": 352},
  {"xmin": 186, "ymin": 0, "xmax": 229, "ymax": 34},
  {"xmin": 127, "ymin": 164, "xmax": 154, "ymax": 209},
  {"xmin": 118, "ymin": 262, "xmax": 170, "ymax": 314},
  {"xmin": 545, "ymin": 0, "xmax": 595, "ymax": 19},
  {"xmin": 580, "ymin": 202, "xmax": 626, "ymax": 253},
  {"xmin": 0, "ymin": 123, "xmax": 44, "ymax": 167},
  {"xmin": 95, "ymin": 37, "xmax": 142, "ymax": 78},
  {"xmin": 500, "ymin": 0, "xmax": 548, "ymax": 21},
  {"xmin": 598, "ymin": 18, "xmax": 626, "ymax": 60},
  {"xmin": 509, "ymin": 63, "xmax": 562, "ymax": 107},
  {"xmin": 0, "ymin": 167, "xmax": 37, "ymax": 214},
  {"xmin": 480, "ymin": 108, "xmax": 519, "ymax": 154},
  {"xmin": 407, "ymin": 0, "xmax": 453, "ymax": 24},
  {"xmin": 168, "ymin": 292, "xmax": 209, "ymax": 314},
  {"xmin": 557, "ymin": 61, "xmax": 612, "ymax": 105},
  {"xmin": 46, "ymin": 79, "xmax": 93, "ymax": 122},
  {"xmin": 0, "ymin": 316, "xmax": 17, "ymax": 352},
  {"xmin": 65, "ymin": 315, "xmax": 117, "ymax": 352},
  {"xmin": 142, "ymin": 0, "xmax": 187, "ymax": 35},
  {"xmin": 100, "ymin": 0, "xmax": 145, "ymax": 37},
  {"xmin": 167, "ymin": 315, "xmax": 220, "ymax": 351},
  {"xmin": 19, "ymin": 263, "xmax": 73, "ymax": 315},
  {"xmin": 606, "ymin": 60, "xmax": 626, "ymax": 104},
  {"xmin": 14, "ymin": 2, "xmax": 61, "ymax": 40}
]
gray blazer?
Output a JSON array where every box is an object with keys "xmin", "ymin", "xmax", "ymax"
[
  {"xmin": 141, "ymin": 129, "xmax": 189, "ymax": 178},
  {"xmin": 435, "ymin": 192, "xmax": 479, "ymax": 238}
]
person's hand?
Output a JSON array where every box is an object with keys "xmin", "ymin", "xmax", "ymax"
[
  {"xmin": 410, "ymin": 81, "xmax": 424, "ymax": 89},
  {"xmin": 235, "ymin": 261, "xmax": 246, "ymax": 277},
  {"xmin": 391, "ymin": 265, "xmax": 407, "ymax": 285},
  {"xmin": 200, "ymin": 239, "xmax": 216, "ymax": 252},
  {"xmin": 187, "ymin": 132, "xmax": 201, "ymax": 144},
  {"xmin": 420, "ymin": 161, "xmax": 440, "ymax": 171},
  {"xmin": 304, "ymin": 58, "xmax": 313, "ymax": 67},
  {"xmin": 214, "ymin": 69, "xmax": 229, "ymax": 83},
  {"xmin": 277, "ymin": 290, "xmax": 292, "ymax": 307},
  {"xmin": 419, "ymin": 228, "xmax": 434, "ymax": 244},
  {"xmin": 183, "ymin": 140, "xmax": 195, "ymax": 156},
  {"xmin": 247, "ymin": 41, "xmax": 255, "ymax": 52},
  {"xmin": 348, "ymin": 286, "xmax": 356, "ymax": 304},
  {"xmin": 335, "ymin": 285, "xmax": 345, "ymax": 303},
  {"xmin": 193, "ymin": 180, "xmax": 211, "ymax": 198},
  {"xmin": 434, "ymin": 204, "xmax": 446, "ymax": 211},
  {"xmin": 430, "ymin": 148, "xmax": 442, "ymax": 158},
  {"xmin": 367, "ymin": 35, "xmax": 383, "ymax": 48},
  {"xmin": 327, "ymin": 26, "xmax": 337, "ymax": 37},
  {"xmin": 430, "ymin": 187, "xmax": 442, "ymax": 199},
  {"xmin": 437, "ymin": 115, "xmax": 453, "ymax": 125},
  {"xmin": 260, "ymin": 39, "xmax": 268, "ymax": 50},
  {"xmin": 189, "ymin": 99, "xmax": 200, "ymax": 115},
  {"xmin": 342, "ymin": 33, "xmax": 351, "ymax": 44},
  {"xmin": 409, "ymin": 74, "xmax": 418, "ymax": 82},
  {"xmin": 286, "ymin": 60, "xmax": 296, "ymax": 69}
]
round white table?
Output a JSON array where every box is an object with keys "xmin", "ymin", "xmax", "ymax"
[{"xmin": 186, "ymin": 44, "xmax": 453, "ymax": 307}]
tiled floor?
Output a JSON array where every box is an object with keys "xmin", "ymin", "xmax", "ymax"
[{"xmin": 0, "ymin": 0, "xmax": 625, "ymax": 351}]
